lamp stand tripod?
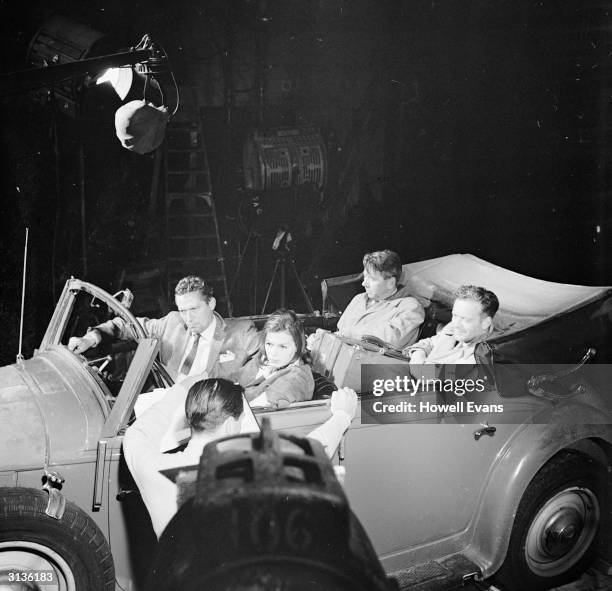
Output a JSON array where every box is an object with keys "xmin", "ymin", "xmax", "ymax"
[{"xmin": 261, "ymin": 230, "xmax": 314, "ymax": 314}]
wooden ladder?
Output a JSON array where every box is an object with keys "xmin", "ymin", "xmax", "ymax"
[{"xmin": 165, "ymin": 119, "xmax": 232, "ymax": 316}]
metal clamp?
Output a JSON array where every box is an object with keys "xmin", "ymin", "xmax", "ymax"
[
  {"xmin": 528, "ymin": 347, "xmax": 596, "ymax": 400},
  {"xmin": 116, "ymin": 488, "xmax": 139, "ymax": 501},
  {"xmin": 473, "ymin": 423, "xmax": 496, "ymax": 441},
  {"xmin": 338, "ymin": 434, "xmax": 346, "ymax": 462},
  {"xmin": 42, "ymin": 470, "xmax": 66, "ymax": 519}
]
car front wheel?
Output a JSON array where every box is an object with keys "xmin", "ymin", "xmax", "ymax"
[
  {"xmin": 492, "ymin": 450, "xmax": 609, "ymax": 591},
  {"xmin": 0, "ymin": 488, "xmax": 114, "ymax": 591}
]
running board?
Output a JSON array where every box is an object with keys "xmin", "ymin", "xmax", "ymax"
[{"xmin": 388, "ymin": 554, "xmax": 486, "ymax": 590}]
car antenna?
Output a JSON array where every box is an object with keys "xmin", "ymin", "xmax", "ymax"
[{"xmin": 16, "ymin": 227, "xmax": 29, "ymax": 365}]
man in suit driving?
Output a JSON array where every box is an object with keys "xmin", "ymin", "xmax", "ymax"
[{"xmin": 68, "ymin": 276, "xmax": 259, "ymax": 382}]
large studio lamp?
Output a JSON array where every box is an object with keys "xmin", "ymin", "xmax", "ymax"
[
  {"xmin": 243, "ymin": 126, "xmax": 327, "ymax": 191},
  {"xmin": 235, "ymin": 126, "xmax": 327, "ymax": 313},
  {"xmin": 95, "ymin": 33, "xmax": 172, "ymax": 154},
  {"xmin": 2, "ymin": 15, "xmax": 173, "ymax": 154},
  {"xmin": 0, "ymin": 15, "xmax": 176, "ymax": 277},
  {"xmin": 95, "ymin": 31, "xmax": 167, "ymax": 100}
]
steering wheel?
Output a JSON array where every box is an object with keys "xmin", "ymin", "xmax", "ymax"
[{"xmin": 84, "ymin": 353, "xmax": 113, "ymax": 372}]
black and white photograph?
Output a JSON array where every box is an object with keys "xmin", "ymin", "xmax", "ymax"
[{"xmin": 1, "ymin": 2, "xmax": 611, "ymax": 590}]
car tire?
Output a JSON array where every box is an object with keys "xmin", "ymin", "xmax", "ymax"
[
  {"xmin": 0, "ymin": 487, "xmax": 114, "ymax": 591},
  {"xmin": 492, "ymin": 450, "xmax": 609, "ymax": 591}
]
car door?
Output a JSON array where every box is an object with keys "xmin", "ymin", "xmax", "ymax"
[
  {"xmin": 15, "ymin": 278, "xmax": 166, "ymax": 589},
  {"xmin": 255, "ymin": 384, "xmax": 546, "ymax": 574},
  {"xmin": 98, "ymin": 338, "xmax": 164, "ymax": 591}
]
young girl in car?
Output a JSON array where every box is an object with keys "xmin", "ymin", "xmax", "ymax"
[{"xmin": 238, "ymin": 309, "xmax": 314, "ymax": 409}]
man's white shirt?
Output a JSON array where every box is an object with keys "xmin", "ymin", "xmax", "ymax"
[{"xmin": 177, "ymin": 317, "xmax": 217, "ymax": 381}]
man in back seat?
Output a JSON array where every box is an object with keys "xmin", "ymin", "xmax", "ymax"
[
  {"xmin": 311, "ymin": 250, "xmax": 425, "ymax": 350},
  {"xmin": 403, "ymin": 285, "xmax": 499, "ymax": 366}
]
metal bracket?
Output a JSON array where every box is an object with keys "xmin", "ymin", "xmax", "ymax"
[
  {"xmin": 527, "ymin": 347, "xmax": 596, "ymax": 400},
  {"xmin": 93, "ymin": 439, "xmax": 108, "ymax": 511},
  {"xmin": 473, "ymin": 422, "xmax": 496, "ymax": 441},
  {"xmin": 338, "ymin": 433, "xmax": 346, "ymax": 462},
  {"xmin": 42, "ymin": 470, "xmax": 66, "ymax": 519},
  {"xmin": 462, "ymin": 571, "xmax": 498, "ymax": 590},
  {"xmin": 116, "ymin": 488, "xmax": 140, "ymax": 501}
]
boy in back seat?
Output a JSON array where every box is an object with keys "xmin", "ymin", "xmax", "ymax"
[{"xmin": 309, "ymin": 250, "xmax": 425, "ymax": 351}]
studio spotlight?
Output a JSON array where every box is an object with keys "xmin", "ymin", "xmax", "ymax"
[
  {"xmin": 95, "ymin": 33, "xmax": 166, "ymax": 101},
  {"xmin": 96, "ymin": 34, "xmax": 172, "ymax": 154},
  {"xmin": 96, "ymin": 66, "xmax": 134, "ymax": 100},
  {"xmin": 243, "ymin": 126, "xmax": 327, "ymax": 192},
  {"xmin": 2, "ymin": 16, "xmax": 177, "ymax": 154}
]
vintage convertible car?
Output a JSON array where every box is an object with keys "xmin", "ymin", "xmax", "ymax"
[{"xmin": 0, "ymin": 254, "xmax": 610, "ymax": 591}]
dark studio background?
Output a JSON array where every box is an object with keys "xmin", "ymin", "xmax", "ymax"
[{"xmin": 0, "ymin": 0, "xmax": 610, "ymax": 366}]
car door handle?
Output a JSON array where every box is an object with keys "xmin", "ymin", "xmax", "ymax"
[
  {"xmin": 473, "ymin": 423, "xmax": 496, "ymax": 440},
  {"xmin": 116, "ymin": 488, "xmax": 140, "ymax": 501},
  {"xmin": 338, "ymin": 433, "xmax": 347, "ymax": 462}
]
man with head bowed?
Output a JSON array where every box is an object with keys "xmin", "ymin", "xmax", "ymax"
[{"xmin": 123, "ymin": 377, "xmax": 359, "ymax": 537}]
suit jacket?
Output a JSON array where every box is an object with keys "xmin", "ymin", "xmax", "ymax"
[
  {"xmin": 93, "ymin": 311, "xmax": 259, "ymax": 380},
  {"xmin": 238, "ymin": 356, "xmax": 314, "ymax": 409},
  {"xmin": 336, "ymin": 284, "xmax": 425, "ymax": 349}
]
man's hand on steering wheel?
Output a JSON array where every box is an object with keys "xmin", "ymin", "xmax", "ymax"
[{"xmin": 68, "ymin": 330, "xmax": 100, "ymax": 355}]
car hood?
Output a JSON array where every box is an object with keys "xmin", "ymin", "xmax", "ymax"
[
  {"xmin": 0, "ymin": 349, "xmax": 108, "ymax": 470},
  {"xmin": 0, "ymin": 363, "xmax": 47, "ymax": 469}
]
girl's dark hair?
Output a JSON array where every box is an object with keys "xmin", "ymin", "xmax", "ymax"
[
  {"xmin": 259, "ymin": 309, "xmax": 307, "ymax": 365},
  {"xmin": 185, "ymin": 378, "xmax": 244, "ymax": 433}
]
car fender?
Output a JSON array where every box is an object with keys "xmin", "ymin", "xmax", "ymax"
[{"xmin": 464, "ymin": 411, "xmax": 612, "ymax": 578}]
